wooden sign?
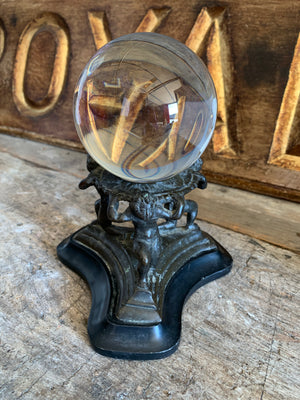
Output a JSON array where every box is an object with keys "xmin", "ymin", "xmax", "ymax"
[{"xmin": 0, "ymin": 0, "xmax": 299, "ymax": 201}]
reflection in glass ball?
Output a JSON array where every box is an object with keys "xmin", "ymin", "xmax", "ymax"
[{"xmin": 74, "ymin": 32, "xmax": 217, "ymax": 182}]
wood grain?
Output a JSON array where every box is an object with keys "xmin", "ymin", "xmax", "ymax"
[
  {"xmin": 0, "ymin": 0, "xmax": 299, "ymax": 201},
  {"xmin": 136, "ymin": 7, "xmax": 171, "ymax": 34},
  {"xmin": 0, "ymin": 134, "xmax": 299, "ymax": 399},
  {"xmin": 186, "ymin": 7, "xmax": 235, "ymax": 157},
  {"xmin": 0, "ymin": 19, "xmax": 5, "ymax": 61},
  {"xmin": 268, "ymin": 33, "xmax": 300, "ymax": 171},
  {"xmin": 188, "ymin": 183, "xmax": 300, "ymax": 254},
  {"xmin": 12, "ymin": 13, "xmax": 70, "ymax": 117},
  {"xmin": 1, "ymin": 133, "xmax": 299, "ymax": 254},
  {"xmin": 88, "ymin": 11, "xmax": 112, "ymax": 50}
]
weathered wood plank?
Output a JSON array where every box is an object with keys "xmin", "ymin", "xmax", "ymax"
[
  {"xmin": 188, "ymin": 184, "xmax": 300, "ymax": 254},
  {"xmin": 1, "ymin": 133, "xmax": 299, "ymax": 253},
  {"xmin": 0, "ymin": 0, "xmax": 300, "ymax": 201},
  {"xmin": 0, "ymin": 135, "xmax": 299, "ymax": 399}
]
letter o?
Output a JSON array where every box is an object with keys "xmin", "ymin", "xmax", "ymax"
[{"xmin": 13, "ymin": 13, "xmax": 69, "ymax": 117}]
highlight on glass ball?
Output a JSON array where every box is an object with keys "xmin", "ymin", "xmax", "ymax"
[{"xmin": 74, "ymin": 32, "xmax": 217, "ymax": 182}]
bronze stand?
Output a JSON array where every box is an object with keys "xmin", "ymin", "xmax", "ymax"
[{"xmin": 57, "ymin": 156, "xmax": 232, "ymax": 359}]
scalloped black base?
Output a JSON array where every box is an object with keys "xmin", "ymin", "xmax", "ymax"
[{"xmin": 57, "ymin": 231, "xmax": 232, "ymax": 360}]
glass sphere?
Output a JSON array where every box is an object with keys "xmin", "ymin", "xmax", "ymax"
[{"xmin": 74, "ymin": 32, "xmax": 217, "ymax": 182}]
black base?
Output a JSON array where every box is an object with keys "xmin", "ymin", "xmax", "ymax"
[{"xmin": 57, "ymin": 229, "xmax": 232, "ymax": 360}]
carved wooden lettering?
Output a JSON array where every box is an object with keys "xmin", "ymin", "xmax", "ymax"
[
  {"xmin": 88, "ymin": 11, "xmax": 111, "ymax": 50},
  {"xmin": 87, "ymin": 6, "xmax": 233, "ymax": 159},
  {"xmin": 0, "ymin": 20, "xmax": 5, "ymax": 61},
  {"xmin": 88, "ymin": 8, "xmax": 170, "ymax": 51},
  {"xmin": 12, "ymin": 13, "xmax": 69, "ymax": 117},
  {"xmin": 135, "ymin": 7, "xmax": 171, "ymax": 33},
  {"xmin": 0, "ymin": 0, "xmax": 299, "ymax": 202},
  {"xmin": 268, "ymin": 33, "xmax": 300, "ymax": 171},
  {"xmin": 186, "ymin": 7, "xmax": 235, "ymax": 157}
]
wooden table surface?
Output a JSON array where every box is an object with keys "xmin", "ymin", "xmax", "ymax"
[{"xmin": 0, "ymin": 134, "xmax": 299, "ymax": 400}]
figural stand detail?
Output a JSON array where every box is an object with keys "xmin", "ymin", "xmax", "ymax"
[{"xmin": 57, "ymin": 32, "xmax": 232, "ymax": 359}]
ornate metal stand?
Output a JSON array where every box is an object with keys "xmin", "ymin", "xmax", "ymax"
[{"xmin": 57, "ymin": 156, "xmax": 232, "ymax": 359}]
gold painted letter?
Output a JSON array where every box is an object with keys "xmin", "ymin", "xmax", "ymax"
[
  {"xmin": 186, "ymin": 7, "xmax": 235, "ymax": 157},
  {"xmin": 13, "ymin": 13, "xmax": 69, "ymax": 117}
]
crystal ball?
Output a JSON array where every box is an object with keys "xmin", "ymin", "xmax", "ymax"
[{"xmin": 74, "ymin": 32, "xmax": 217, "ymax": 182}]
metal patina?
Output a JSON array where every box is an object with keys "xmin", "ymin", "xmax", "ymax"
[{"xmin": 57, "ymin": 156, "xmax": 232, "ymax": 359}]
